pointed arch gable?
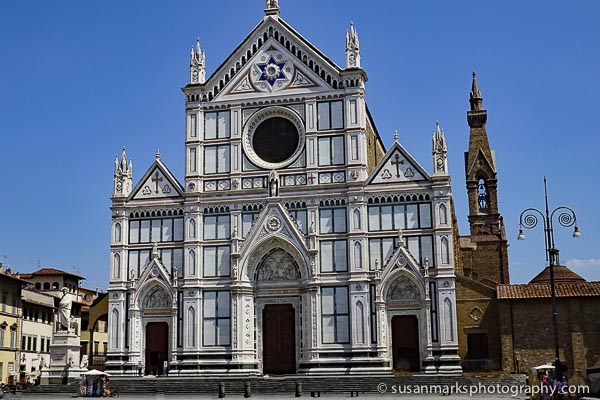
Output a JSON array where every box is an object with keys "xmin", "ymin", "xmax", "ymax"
[
  {"xmin": 381, "ymin": 270, "xmax": 425, "ymax": 304},
  {"xmin": 240, "ymin": 234, "xmax": 310, "ymax": 282},
  {"xmin": 133, "ymin": 277, "xmax": 173, "ymax": 310}
]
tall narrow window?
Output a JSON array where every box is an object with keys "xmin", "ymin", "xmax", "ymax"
[
  {"xmin": 321, "ymin": 286, "xmax": 349, "ymax": 344},
  {"xmin": 441, "ymin": 237, "xmax": 450, "ymax": 264},
  {"xmin": 353, "ymin": 241, "xmax": 363, "ymax": 270},
  {"xmin": 113, "ymin": 254, "xmax": 121, "ymax": 279},
  {"xmin": 370, "ymin": 285, "xmax": 377, "ymax": 344},
  {"xmin": 187, "ymin": 307, "xmax": 196, "ymax": 347},
  {"xmin": 115, "ymin": 223, "xmax": 122, "ymax": 242},
  {"xmin": 356, "ymin": 301, "xmax": 365, "ymax": 344},
  {"xmin": 189, "ymin": 218, "xmax": 196, "ymax": 239},
  {"xmin": 444, "ymin": 298, "xmax": 454, "ymax": 342},
  {"xmin": 478, "ymin": 178, "xmax": 489, "ymax": 212},
  {"xmin": 203, "ymin": 291, "xmax": 230, "ymax": 346},
  {"xmin": 189, "ymin": 250, "xmax": 196, "ymax": 276},
  {"xmin": 111, "ymin": 309, "xmax": 119, "ymax": 348},
  {"xmin": 189, "ymin": 114, "xmax": 197, "ymax": 138},
  {"xmin": 439, "ymin": 203, "xmax": 448, "ymax": 225},
  {"xmin": 189, "ymin": 148, "xmax": 197, "ymax": 172},
  {"xmin": 317, "ymin": 101, "xmax": 344, "ymax": 130},
  {"xmin": 352, "ymin": 208, "xmax": 361, "ymax": 230}
]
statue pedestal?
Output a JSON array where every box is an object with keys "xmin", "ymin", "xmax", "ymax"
[{"xmin": 41, "ymin": 331, "xmax": 87, "ymax": 385}]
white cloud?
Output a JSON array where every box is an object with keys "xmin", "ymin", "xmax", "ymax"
[{"xmin": 566, "ymin": 258, "xmax": 600, "ymax": 268}]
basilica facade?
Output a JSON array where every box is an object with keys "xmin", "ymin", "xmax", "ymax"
[{"xmin": 106, "ymin": 1, "xmax": 461, "ymax": 376}]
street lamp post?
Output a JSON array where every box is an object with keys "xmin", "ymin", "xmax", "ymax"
[{"xmin": 517, "ymin": 177, "xmax": 581, "ymax": 378}]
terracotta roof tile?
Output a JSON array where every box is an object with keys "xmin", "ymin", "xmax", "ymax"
[{"xmin": 497, "ymin": 281, "xmax": 600, "ymax": 299}]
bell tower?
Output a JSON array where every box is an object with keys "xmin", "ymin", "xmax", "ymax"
[{"xmin": 461, "ymin": 72, "xmax": 509, "ymax": 284}]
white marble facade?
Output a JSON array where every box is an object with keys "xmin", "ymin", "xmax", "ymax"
[{"xmin": 106, "ymin": 3, "xmax": 461, "ymax": 376}]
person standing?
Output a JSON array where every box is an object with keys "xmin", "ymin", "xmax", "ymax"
[{"xmin": 137, "ymin": 360, "xmax": 143, "ymax": 377}]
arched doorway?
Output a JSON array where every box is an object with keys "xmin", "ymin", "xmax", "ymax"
[
  {"xmin": 253, "ymin": 248, "xmax": 302, "ymax": 375},
  {"xmin": 145, "ymin": 322, "xmax": 168, "ymax": 376},
  {"xmin": 391, "ymin": 315, "xmax": 420, "ymax": 371}
]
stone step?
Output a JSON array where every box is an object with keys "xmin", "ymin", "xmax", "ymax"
[{"xmin": 28, "ymin": 374, "xmax": 528, "ymax": 395}]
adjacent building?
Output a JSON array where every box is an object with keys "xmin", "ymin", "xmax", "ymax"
[
  {"xmin": 107, "ymin": 1, "xmax": 461, "ymax": 376},
  {"xmin": 0, "ymin": 267, "xmax": 26, "ymax": 383}
]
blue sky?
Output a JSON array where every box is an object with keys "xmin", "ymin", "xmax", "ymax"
[{"xmin": 1, "ymin": 0, "xmax": 598, "ymax": 289}]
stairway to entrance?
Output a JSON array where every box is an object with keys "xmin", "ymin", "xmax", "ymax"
[{"xmin": 28, "ymin": 373, "xmax": 528, "ymax": 396}]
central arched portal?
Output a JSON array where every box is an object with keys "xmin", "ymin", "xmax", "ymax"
[
  {"xmin": 145, "ymin": 322, "xmax": 168, "ymax": 376},
  {"xmin": 253, "ymin": 247, "xmax": 303, "ymax": 375}
]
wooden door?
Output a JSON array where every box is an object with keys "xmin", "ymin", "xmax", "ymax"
[
  {"xmin": 263, "ymin": 304, "xmax": 295, "ymax": 374},
  {"xmin": 391, "ymin": 315, "xmax": 420, "ymax": 372},
  {"xmin": 145, "ymin": 322, "xmax": 168, "ymax": 376}
]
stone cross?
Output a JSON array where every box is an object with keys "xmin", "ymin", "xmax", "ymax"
[
  {"xmin": 152, "ymin": 171, "xmax": 163, "ymax": 194},
  {"xmin": 391, "ymin": 154, "xmax": 404, "ymax": 178}
]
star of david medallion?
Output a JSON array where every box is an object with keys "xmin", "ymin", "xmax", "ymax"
[
  {"xmin": 266, "ymin": 216, "xmax": 281, "ymax": 231},
  {"xmin": 257, "ymin": 56, "xmax": 287, "ymax": 87}
]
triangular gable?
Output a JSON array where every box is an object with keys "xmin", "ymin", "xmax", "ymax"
[
  {"xmin": 379, "ymin": 240, "xmax": 425, "ymax": 286},
  {"xmin": 238, "ymin": 201, "xmax": 311, "ymax": 281},
  {"xmin": 214, "ymin": 39, "xmax": 329, "ymax": 101},
  {"xmin": 465, "ymin": 148, "xmax": 496, "ymax": 177},
  {"xmin": 367, "ymin": 142, "xmax": 430, "ymax": 185},
  {"xmin": 130, "ymin": 159, "xmax": 184, "ymax": 200},
  {"xmin": 133, "ymin": 254, "xmax": 173, "ymax": 295},
  {"xmin": 203, "ymin": 16, "xmax": 342, "ymax": 101},
  {"xmin": 241, "ymin": 202, "xmax": 309, "ymax": 256}
]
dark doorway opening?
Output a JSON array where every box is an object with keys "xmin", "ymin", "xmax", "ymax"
[
  {"xmin": 145, "ymin": 322, "xmax": 168, "ymax": 376},
  {"xmin": 263, "ymin": 304, "xmax": 295, "ymax": 374},
  {"xmin": 391, "ymin": 315, "xmax": 420, "ymax": 372}
]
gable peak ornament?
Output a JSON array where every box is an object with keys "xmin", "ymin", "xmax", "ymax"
[
  {"xmin": 432, "ymin": 120, "xmax": 448, "ymax": 175},
  {"xmin": 113, "ymin": 146, "xmax": 133, "ymax": 198},
  {"xmin": 265, "ymin": 0, "xmax": 280, "ymax": 16},
  {"xmin": 345, "ymin": 21, "xmax": 361, "ymax": 69},
  {"xmin": 190, "ymin": 37, "xmax": 206, "ymax": 84}
]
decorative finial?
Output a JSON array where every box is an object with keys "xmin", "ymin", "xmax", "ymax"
[
  {"xmin": 393, "ymin": 130, "xmax": 399, "ymax": 143},
  {"xmin": 265, "ymin": 0, "xmax": 280, "ymax": 16},
  {"xmin": 155, "ymin": 149, "xmax": 161, "ymax": 160},
  {"xmin": 432, "ymin": 120, "xmax": 448, "ymax": 175},
  {"xmin": 470, "ymin": 71, "xmax": 483, "ymax": 111},
  {"xmin": 345, "ymin": 21, "xmax": 361, "ymax": 68},
  {"xmin": 190, "ymin": 37, "xmax": 206, "ymax": 84}
]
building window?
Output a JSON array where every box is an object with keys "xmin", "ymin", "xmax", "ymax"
[
  {"xmin": 203, "ymin": 215, "xmax": 231, "ymax": 240},
  {"xmin": 320, "ymin": 240, "xmax": 347, "ymax": 273},
  {"xmin": 111, "ymin": 309, "xmax": 119, "ymax": 348},
  {"xmin": 319, "ymin": 207, "xmax": 347, "ymax": 234},
  {"xmin": 1, "ymin": 293, "xmax": 5, "ymax": 312},
  {"xmin": 368, "ymin": 203, "xmax": 432, "ymax": 231},
  {"xmin": 203, "ymin": 246, "xmax": 230, "ymax": 277},
  {"xmin": 0, "ymin": 327, "xmax": 5, "ymax": 347},
  {"xmin": 187, "ymin": 307, "xmax": 196, "ymax": 348},
  {"xmin": 204, "ymin": 145, "xmax": 230, "ymax": 174},
  {"xmin": 370, "ymin": 285, "xmax": 377, "ymax": 344},
  {"xmin": 355, "ymin": 301, "xmax": 365, "ymax": 344},
  {"xmin": 189, "ymin": 147, "xmax": 197, "ymax": 173},
  {"xmin": 129, "ymin": 218, "xmax": 184, "ymax": 244},
  {"xmin": 441, "ymin": 237, "xmax": 450, "ymax": 264},
  {"xmin": 188, "ymin": 250, "xmax": 196, "ymax": 276},
  {"xmin": 288, "ymin": 209, "xmax": 307, "ymax": 235},
  {"xmin": 203, "ymin": 291, "xmax": 230, "ymax": 346},
  {"xmin": 10, "ymin": 328, "xmax": 16, "ymax": 348},
  {"xmin": 321, "ymin": 286, "xmax": 349, "ymax": 344},
  {"xmin": 189, "ymin": 113, "xmax": 197, "ymax": 138},
  {"xmin": 318, "ymin": 135, "xmax": 345, "ymax": 166},
  {"xmin": 115, "ymin": 223, "xmax": 122, "ymax": 242},
  {"xmin": 204, "ymin": 111, "xmax": 230, "ymax": 140},
  {"xmin": 188, "ymin": 218, "xmax": 197, "ymax": 239},
  {"xmin": 368, "ymin": 237, "xmax": 396, "ymax": 270},
  {"xmin": 478, "ymin": 178, "xmax": 489, "ymax": 212},
  {"xmin": 241, "ymin": 212, "xmax": 259, "ymax": 238},
  {"xmin": 406, "ymin": 235, "xmax": 434, "ymax": 268},
  {"xmin": 112, "ymin": 253, "xmax": 121, "ymax": 279},
  {"xmin": 317, "ymin": 100, "xmax": 344, "ymax": 130}
]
